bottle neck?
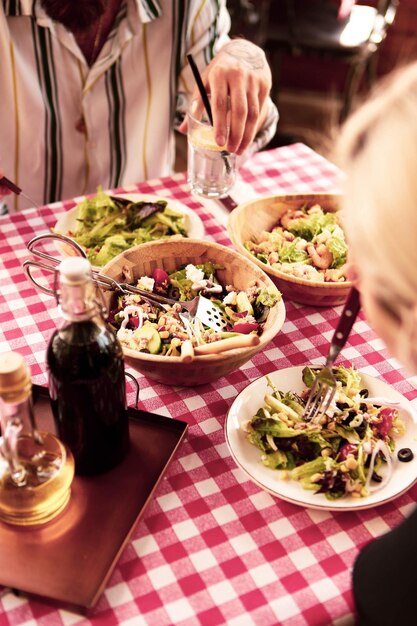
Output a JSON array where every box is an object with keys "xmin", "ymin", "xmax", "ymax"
[
  {"xmin": 0, "ymin": 393, "xmax": 33, "ymax": 436},
  {"xmin": 59, "ymin": 277, "xmax": 104, "ymax": 323},
  {"xmin": 0, "ymin": 352, "xmax": 36, "ymax": 437}
]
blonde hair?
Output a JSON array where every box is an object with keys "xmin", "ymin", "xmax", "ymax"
[{"xmin": 337, "ymin": 61, "xmax": 417, "ymax": 312}]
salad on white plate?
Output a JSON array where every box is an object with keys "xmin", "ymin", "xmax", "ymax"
[
  {"xmin": 225, "ymin": 365, "xmax": 417, "ymax": 510},
  {"xmin": 53, "ymin": 187, "xmax": 205, "ymax": 266}
]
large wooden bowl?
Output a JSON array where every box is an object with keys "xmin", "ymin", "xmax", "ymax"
[
  {"xmin": 101, "ymin": 239, "xmax": 286, "ymax": 386},
  {"xmin": 227, "ymin": 193, "xmax": 352, "ymax": 307}
]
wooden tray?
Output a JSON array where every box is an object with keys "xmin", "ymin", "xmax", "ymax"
[{"xmin": 0, "ymin": 385, "xmax": 188, "ymax": 610}]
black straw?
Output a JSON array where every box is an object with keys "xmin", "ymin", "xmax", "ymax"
[
  {"xmin": 187, "ymin": 54, "xmax": 214, "ymax": 125},
  {"xmin": 186, "ymin": 54, "xmax": 231, "ymax": 175}
]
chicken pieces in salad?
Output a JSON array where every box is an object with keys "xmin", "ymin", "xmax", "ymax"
[{"xmin": 244, "ymin": 203, "xmax": 348, "ymax": 282}]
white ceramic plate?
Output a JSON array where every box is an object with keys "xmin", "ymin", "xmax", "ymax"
[
  {"xmin": 225, "ymin": 366, "xmax": 417, "ymax": 511},
  {"xmin": 53, "ymin": 193, "xmax": 205, "ymax": 248}
]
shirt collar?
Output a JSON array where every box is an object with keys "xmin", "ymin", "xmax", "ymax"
[{"xmin": 3, "ymin": 0, "xmax": 163, "ymax": 23}]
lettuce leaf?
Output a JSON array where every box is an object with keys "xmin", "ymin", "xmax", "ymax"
[
  {"xmin": 326, "ymin": 235, "xmax": 348, "ymax": 268},
  {"xmin": 256, "ymin": 288, "xmax": 281, "ymax": 307},
  {"xmin": 279, "ymin": 240, "xmax": 309, "ymax": 263},
  {"xmin": 288, "ymin": 211, "xmax": 336, "ymax": 241}
]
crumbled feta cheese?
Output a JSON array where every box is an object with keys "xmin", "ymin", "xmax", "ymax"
[
  {"xmin": 205, "ymin": 284, "xmax": 222, "ymax": 294},
  {"xmin": 117, "ymin": 327, "xmax": 133, "ymax": 343},
  {"xmin": 223, "ymin": 291, "xmax": 237, "ymax": 305},
  {"xmin": 137, "ymin": 276, "xmax": 155, "ymax": 292},
  {"xmin": 185, "ymin": 264, "xmax": 206, "ymax": 290}
]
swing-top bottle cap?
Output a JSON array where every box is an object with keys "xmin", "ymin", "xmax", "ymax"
[
  {"xmin": 0, "ymin": 351, "xmax": 32, "ymax": 403},
  {"xmin": 59, "ymin": 257, "xmax": 92, "ymax": 284}
]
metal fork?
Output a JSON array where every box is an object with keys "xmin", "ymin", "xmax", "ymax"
[{"xmin": 303, "ymin": 287, "xmax": 361, "ymax": 421}]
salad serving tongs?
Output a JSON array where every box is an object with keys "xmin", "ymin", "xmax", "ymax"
[
  {"xmin": 303, "ymin": 287, "xmax": 362, "ymax": 421},
  {"xmin": 23, "ymin": 233, "xmax": 228, "ymax": 332}
]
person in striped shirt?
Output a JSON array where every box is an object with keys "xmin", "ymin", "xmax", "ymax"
[{"xmin": 0, "ymin": 0, "xmax": 278, "ymax": 211}]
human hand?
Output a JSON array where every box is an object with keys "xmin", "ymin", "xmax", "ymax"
[{"xmin": 180, "ymin": 39, "xmax": 272, "ymax": 155}]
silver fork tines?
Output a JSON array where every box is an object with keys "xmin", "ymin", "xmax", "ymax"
[
  {"xmin": 303, "ymin": 288, "xmax": 362, "ymax": 422},
  {"xmin": 303, "ymin": 368, "xmax": 337, "ymax": 422}
]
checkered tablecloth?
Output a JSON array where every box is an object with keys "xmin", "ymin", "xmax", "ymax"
[{"xmin": 1, "ymin": 143, "xmax": 417, "ymax": 626}]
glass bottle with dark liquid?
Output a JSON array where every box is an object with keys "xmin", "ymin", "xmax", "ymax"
[{"xmin": 47, "ymin": 258, "xmax": 129, "ymax": 475}]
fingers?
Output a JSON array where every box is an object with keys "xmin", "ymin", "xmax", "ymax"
[
  {"xmin": 211, "ymin": 78, "xmax": 260, "ymax": 155},
  {"xmin": 208, "ymin": 71, "xmax": 256, "ymax": 154},
  {"xmin": 203, "ymin": 44, "xmax": 271, "ymax": 155},
  {"xmin": 177, "ymin": 118, "xmax": 188, "ymax": 134},
  {"xmin": 210, "ymin": 82, "xmax": 229, "ymax": 148},
  {"xmin": 185, "ymin": 41, "xmax": 272, "ymax": 154},
  {"xmin": 232, "ymin": 88, "xmax": 259, "ymax": 154}
]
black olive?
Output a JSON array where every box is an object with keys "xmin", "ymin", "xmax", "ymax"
[
  {"xmin": 355, "ymin": 422, "xmax": 367, "ymax": 439},
  {"xmin": 167, "ymin": 285, "xmax": 180, "ymax": 299},
  {"xmin": 359, "ymin": 389, "xmax": 369, "ymax": 398},
  {"xmin": 343, "ymin": 411, "xmax": 357, "ymax": 425},
  {"xmin": 276, "ymin": 437, "xmax": 293, "ymax": 452},
  {"xmin": 336, "ymin": 402, "xmax": 350, "ymax": 410},
  {"xmin": 253, "ymin": 302, "xmax": 269, "ymax": 324},
  {"xmin": 371, "ymin": 472, "xmax": 383, "ymax": 483},
  {"xmin": 359, "ymin": 402, "xmax": 368, "ymax": 412},
  {"xmin": 397, "ymin": 448, "xmax": 414, "ymax": 463}
]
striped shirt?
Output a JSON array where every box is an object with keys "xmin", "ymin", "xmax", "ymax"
[{"xmin": 1, "ymin": 0, "xmax": 278, "ymax": 211}]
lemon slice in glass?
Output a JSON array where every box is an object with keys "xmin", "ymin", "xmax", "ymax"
[{"xmin": 189, "ymin": 125, "xmax": 227, "ymax": 152}]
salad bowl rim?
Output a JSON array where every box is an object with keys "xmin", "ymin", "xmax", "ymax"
[{"xmin": 228, "ymin": 191, "xmax": 353, "ymax": 291}]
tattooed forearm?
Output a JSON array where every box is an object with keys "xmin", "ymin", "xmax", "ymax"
[{"xmin": 223, "ymin": 40, "xmax": 265, "ymax": 71}]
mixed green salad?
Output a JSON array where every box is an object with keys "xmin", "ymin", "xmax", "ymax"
[
  {"xmin": 56, "ymin": 188, "xmax": 188, "ymax": 266},
  {"xmin": 244, "ymin": 203, "xmax": 348, "ymax": 283},
  {"xmin": 244, "ymin": 366, "xmax": 406, "ymax": 500},
  {"xmin": 108, "ymin": 263, "xmax": 281, "ymax": 357}
]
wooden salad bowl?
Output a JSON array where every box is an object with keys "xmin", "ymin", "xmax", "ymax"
[
  {"xmin": 227, "ymin": 192, "xmax": 352, "ymax": 307},
  {"xmin": 101, "ymin": 239, "xmax": 286, "ymax": 386}
]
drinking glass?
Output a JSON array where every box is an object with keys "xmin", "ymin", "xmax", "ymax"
[{"xmin": 187, "ymin": 100, "xmax": 237, "ymax": 198}]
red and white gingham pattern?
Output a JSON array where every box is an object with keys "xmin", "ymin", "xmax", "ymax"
[{"xmin": 1, "ymin": 144, "xmax": 417, "ymax": 626}]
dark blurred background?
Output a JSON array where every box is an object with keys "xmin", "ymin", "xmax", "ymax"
[{"xmin": 227, "ymin": 0, "xmax": 417, "ymax": 157}]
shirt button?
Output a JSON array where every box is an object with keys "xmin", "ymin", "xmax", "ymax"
[{"xmin": 75, "ymin": 116, "xmax": 87, "ymax": 134}]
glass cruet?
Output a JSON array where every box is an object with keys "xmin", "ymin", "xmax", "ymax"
[{"xmin": 0, "ymin": 351, "xmax": 74, "ymax": 526}]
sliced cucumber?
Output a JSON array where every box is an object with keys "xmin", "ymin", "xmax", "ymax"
[
  {"xmin": 236, "ymin": 291, "xmax": 254, "ymax": 315},
  {"xmin": 135, "ymin": 323, "xmax": 161, "ymax": 354}
]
